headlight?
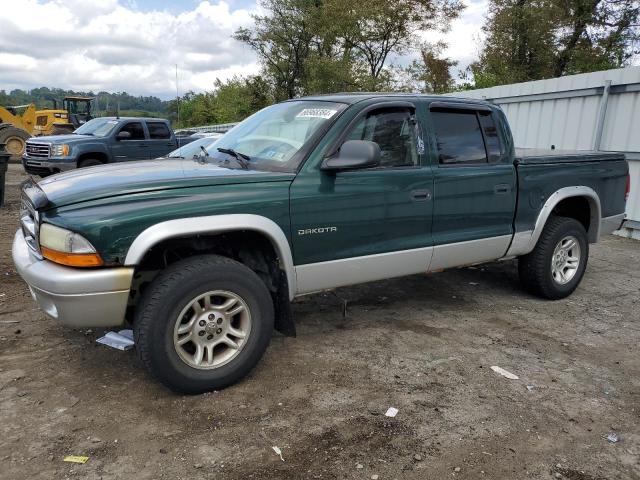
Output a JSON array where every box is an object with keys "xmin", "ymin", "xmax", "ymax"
[
  {"xmin": 52, "ymin": 144, "xmax": 70, "ymax": 156},
  {"xmin": 39, "ymin": 223, "xmax": 103, "ymax": 267}
]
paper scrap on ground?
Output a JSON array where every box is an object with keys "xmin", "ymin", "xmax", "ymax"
[
  {"xmin": 272, "ymin": 446, "xmax": 284, "ymax": 461},
  {"xmin": 96, "ymin": 330, "xmax": 134, "ymax": 351},
  {"xmin": 490, "ymin": 366, "xmax": 519, "ymax": 380},
  {"xmin": 385, "ymin": 407, "xmax": 399, "ymax": 418},
  {"xmin": 605, "ymin": 433, "xmax": 619, "ymax": 443},
  {"xmin": 64, "ymin": 455, "xmax": 89, "ymax": 464}
]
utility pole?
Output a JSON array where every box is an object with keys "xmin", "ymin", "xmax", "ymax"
[{"xmin": 175, "ymin": 64, "xmax": 180, "ymax": 128}]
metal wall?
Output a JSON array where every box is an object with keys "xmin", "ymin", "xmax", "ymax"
[{"xmin": 447, "ymin": 66, "xmax": 640, "ymax": 239}]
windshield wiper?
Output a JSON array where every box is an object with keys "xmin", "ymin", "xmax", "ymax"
[{"xmin": 217, "ymin": 147, "xmax": 250, "ymax": 170}]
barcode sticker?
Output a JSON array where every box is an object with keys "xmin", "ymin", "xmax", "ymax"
[{"xmin": 296, "ymin": 108, "xmax": 337, "ymax": 119}]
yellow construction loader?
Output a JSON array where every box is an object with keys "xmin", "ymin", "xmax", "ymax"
[{"xmin": 0, "ymin": 96, "xmax": 94, "ymax": 157}]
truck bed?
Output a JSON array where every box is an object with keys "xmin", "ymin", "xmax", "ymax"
[{"xmin": 515, "ymin": 148, "xmax": 625, "ymax": 165}]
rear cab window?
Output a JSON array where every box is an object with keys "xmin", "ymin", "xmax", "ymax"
[
  {"xmin": 147, "ymin": 121, "xmax": 171, "ymax": 139},
  {"xmin": 429, "ymin": 104, "xmax": 503, "ymax": 165}
]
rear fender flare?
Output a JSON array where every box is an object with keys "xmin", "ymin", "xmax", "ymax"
[
  {"xmin": 507, "ymin": 186, "xmax": 601, "ymax": 257},
  {"xmin": 124, "ymin": 214, "xmax": 296, "ymax": 299}
]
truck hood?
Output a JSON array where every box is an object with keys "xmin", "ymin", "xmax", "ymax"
[
  {"xmin": 37, "ymin": 159, "xmax": 295, "ymax": 208},
  {"xmin": 30, "ymin": 134, "xmax": 93, "ymax": 144}
]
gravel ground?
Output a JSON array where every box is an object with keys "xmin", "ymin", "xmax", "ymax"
[{"xmin": 0, "ymin": 163, "xmax": 638, "ymax": 480}]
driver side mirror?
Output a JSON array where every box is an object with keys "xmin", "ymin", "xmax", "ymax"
[
  {"xmin": 321, "ymin": 140, "xmax": 380, "ymax": 171},
  {"xmin": 116, "ymin": 131, "xmax": 131, "ymax": 140}
]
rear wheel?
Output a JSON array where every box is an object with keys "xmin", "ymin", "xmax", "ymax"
[
  {"xmin": 518, "ymin": 216, "xmax": 589, "ymax": 299},
  {"xmin": 134, "ymin": 255, "xmax": 274, "ymax": 394},
  {"xmin": 0, "ymin": 127, "xmax": 30, "ymax": 158}
]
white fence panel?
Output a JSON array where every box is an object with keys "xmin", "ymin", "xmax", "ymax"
[{"xmin": 447, "ymin": 66, "xmax": 640, "ymax": 238}]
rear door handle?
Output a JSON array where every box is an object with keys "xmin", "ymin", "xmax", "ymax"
[
  {"xmin": 494, "ymin": 184, "xmax": 511, "ymax": 195},
  {"xmin": 411, "ymin": 189, "xmax": 432, "ymax": 201}
]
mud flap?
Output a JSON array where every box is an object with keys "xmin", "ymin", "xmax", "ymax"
[{"xmin": 273, "ymin": 272, "xmax": 296, "ymax": 337}]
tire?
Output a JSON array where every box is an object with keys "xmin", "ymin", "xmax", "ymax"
[
  {"xmin": 77, "ymin": 158, "xmax": 103, "ymax": 168},
  {"xmin": 0, "ymin": 126, "xmax": 30, "ymax": 158},
  {"xmin": 518, "ymin": 216, "xmax": 589, "ymax": 299},
  {"xmin": 134, "ymin": 255, "xmax": 274, "ymax": 394}
]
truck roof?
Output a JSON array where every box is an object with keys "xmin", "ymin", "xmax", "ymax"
[
  {"xmin": 294, "ymin": 92, "xmax": 494, "ymax": 106},
  {"xmin": 99, "ymin": 116, "xmax": 170, "ymax": 123}
]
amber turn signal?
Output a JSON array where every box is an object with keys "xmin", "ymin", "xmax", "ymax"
[{"xmin": 41, "ymin": 246, "xmax": 104, "ymax": 267}]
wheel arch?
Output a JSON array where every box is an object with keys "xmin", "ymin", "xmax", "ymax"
[
  {"xmin": 508, "ymin": 186, "xmax": 601, "ymax": 257},
  {"xmin": 124, "ymin": 214, "xmax": 296, "ymax": 299},
  {"xmin": 77, "ymin": 151, "xmax": 108, "ymax": 165}
]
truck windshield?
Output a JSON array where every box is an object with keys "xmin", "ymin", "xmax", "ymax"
[
  {"xmin": 74, "ymin": 118, "xmax": 119, "ymax": 137},
  {"xmin": 206, "ymin": 100, "xmax": 347, "ymax": 172}
]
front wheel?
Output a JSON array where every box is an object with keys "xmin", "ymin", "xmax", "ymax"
[
  {"xmin": 518, "ymin": 216, "xmax": 589, "ymax": 299},
  {"xmin": 134, "ymin": 255, "xmax": 274, "ymax": 394}
]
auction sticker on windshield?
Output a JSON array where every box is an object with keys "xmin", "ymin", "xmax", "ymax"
[{"xmin": 296, "ymin": 108, "xmax": 338, "ymax": 119}]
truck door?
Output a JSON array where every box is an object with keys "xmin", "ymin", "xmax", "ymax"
[
  {"xmin": 289, "ymin": 101, "xmax": 435, "ymax": 293},
  {"xmin": 145, "ymin": 121, "xmax": 177, "ymax": 159},
  {"xmin": 427, "ymin": 102, "xmax": 516, "ymax": 270},
  {"xmin": 111, "ymin": 121, "xmax": 149, "ymax": 162}
]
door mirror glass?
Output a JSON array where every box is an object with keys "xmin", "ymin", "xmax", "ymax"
[
  {"xmin": 116, "ymin": 130, "xmax": 132, "ymax": 140},
  {"xmin": 322, "ymin": 140, "xmax": 380, "ymax": 171}
]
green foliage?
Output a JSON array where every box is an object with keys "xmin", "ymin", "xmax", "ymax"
[
  {"xmin": 166, "ymin": 75, "xmax": 274, "ymax": 128},
  {"xmin": 0, "ymin": 86, "xmax": 165, "ymax": 115},
  {"xmin": 400, "ymin": 45, "xmax": 458, "ymax": 93},
  {"xmin": 235, "ymin": 0, "xmax": 464, "ymax": 99},
  {"xmin": 470, "ymin": 0, "xmax": 640, "ymax": 88}
]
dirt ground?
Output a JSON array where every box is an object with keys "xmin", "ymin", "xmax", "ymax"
[{"xmin": 0, "ymin": 163, "xmax": 638, "ymax": 480}]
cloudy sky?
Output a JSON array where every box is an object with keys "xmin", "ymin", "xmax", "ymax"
[{"xmin": 0, "ymin": 0, "xmax": 487, "ymax": 99}]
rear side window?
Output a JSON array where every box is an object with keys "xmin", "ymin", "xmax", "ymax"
[
  {"xmin": 431, "ymin": 110, "xmax": 486, "ymax": 165},
  {"xmin": 478, "ymin": 112, "xmax": 502, "ymax": 162},
  {"xmin": 120, "ymin": 122, "xmax": 145, "ymax": 140},
  {"xmin": 147, "ymin": 121, "xmax": 171, "ymax": 139}
]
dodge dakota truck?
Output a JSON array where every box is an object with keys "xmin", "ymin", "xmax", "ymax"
[
  {"xmin": 21, "ymin": 117, "xmax": 180, "ymax": 177},
  {"xmin": 12, "ymin": 94, "xmax": 629, "ymax": 394}
]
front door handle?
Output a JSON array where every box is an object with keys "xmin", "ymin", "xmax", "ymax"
[
  {"xmin": 411, "ymin": 189, "xmax": 432, "ymax": 201},
  {"xmin": 494, "ymin": 184, "xmax": 511, "ymax": 195}
]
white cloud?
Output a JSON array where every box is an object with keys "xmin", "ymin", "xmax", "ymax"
[
  {"xmin": 415, "ymin": 0, "xmax": 488, "ymax": 81},
  {"xmin": 0, "ymin": 0, "xmax": 489, "ymax": 98},
  {"xmin": 0, "ymin": 0, "xmax": 259, "ymax": 98}
]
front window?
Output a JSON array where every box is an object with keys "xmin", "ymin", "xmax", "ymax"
[
  {"xmin": 206, "ymin": 101, "xmax": 347, "ymax": 172},
  {"xmin": 168, "ymin": 136, "xmax": 221, "ymax": 158},
  {"xmin": 75, "ymin": 118, "xmax": 119, "ymax": 138}
]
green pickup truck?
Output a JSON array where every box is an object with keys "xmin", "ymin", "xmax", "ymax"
[{"xmin": 13, "ymin": 94, "xmax": 629, "ymax": 393}]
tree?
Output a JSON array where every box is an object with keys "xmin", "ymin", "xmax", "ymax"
[
  {"xmin": 166, "ymin": 76, "xmax": 274, "ymax": 128},
  {"xmin": 235, "ymin": 0, "xmax": 464, "ymax": 98},
  {"xmin": 402, "ymin": 44, "xmax": 458, "ymax": 93},
  {"xmin": 471, "ymin": 0, "xmax": 640, "ymax": 88}
]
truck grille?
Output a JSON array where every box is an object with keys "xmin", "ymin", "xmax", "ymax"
[
  {"xmin": 25, "ymin": 142, "xmax": 50, "ymax": 158},
  {"xmin": 20, "ymin": 196, "xmax": 42, "ymax": 258}
]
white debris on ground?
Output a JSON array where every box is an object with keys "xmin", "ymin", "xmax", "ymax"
[{"xmin": 490, "ymin": 366, "xmax": 519, "ymax": 380}]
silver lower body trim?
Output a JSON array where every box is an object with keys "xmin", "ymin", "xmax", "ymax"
[
  {"xmin": 429, "ymin": 235, "xmax": 512, "ymax": 271},
  {"xmin": 295, "ymin": 246, "xmax": 433, "ymax": 295},
  {"xmin": 600, "ymin": 213, "xmax": 626, "ymax": 237},
  {"xmin": 12, "ymin": 230, "xmax": 134, "ymax": 328},
  {"xmin": 505, "ymin": 230, "xmax": 535, "ymax": 257},
  {"xmin": 294, "ymin": 235, "xmax": 513, "ymax": 295}
]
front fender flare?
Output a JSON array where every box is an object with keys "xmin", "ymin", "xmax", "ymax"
[{"xmin": 124, "ymin": 214, "xmax": 296, "ymax": 300}]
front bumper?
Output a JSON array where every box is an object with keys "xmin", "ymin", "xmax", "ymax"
[
  {"xmin": 12, "ymin": 229, "xmax": 134, "ymax": 328},
  {"xmin": 21, "ymin": 156, "xmax": 76, "ymax": 176}
]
